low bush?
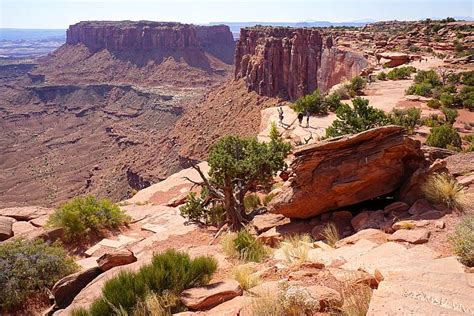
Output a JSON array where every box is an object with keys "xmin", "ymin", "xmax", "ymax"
[
  {"xmin": 441, "ymin": 107, "xmax": 459, "ymax": 124},
  {"xmin": 427, "ymin": 99, "xmax": 442, "ymax": 109},
  {"xmin": 222, "ymin": 230, "xmax": 269, "ymax": 263},
  {"xmin": 389, "ymin": 107, "xmax": 421, "ymax": 133},
  {"xmin": 325, "ymin": 97, "xmax": 390, "ymax": 138},
  {"xmin": 426, "ymin": 124, "xmax": 461, "ymax": 149},
  {"xmin": 244, "ymin": 193, "xmax": 261, "ymax": 212},
  {"xmin": 0, "ymin": 239, "xmax": 78, "ymax": 311},
  {"xmin": 414, "ymin": 69, "xmax": 441, "ymax": 86},
  {"xmin": 422, "ymin": 173, "xmax": 469, "ymax": 211},
  {"xmin": 291, "ymin": 89, "xmax": 328, "ymax": 115},
  {"xmin": 459, "ymin": 85, "xmax": 474, "ymax": 111},
  {"xmin": 449, "ymin": 215, "xmax": 474, "ymax": 267},
  {"xmin": 376, "ymin": 72, "xmax": 387, "ymax": 81},
  {"xmin": 349, "ymin": 76, "xmax": 366, "ymax": 95},
  {"xmin": 48, "ymin": 195, "xmax": 130, "ymax": 240},
  {"xmin": 406, "ymin": 82, "xmax": 434, "ymax": 96},
  {"xmin": 74, "ymin": 249, "xmax": 217, "ymax": 315},
  {"xmin": 386, "ymin": 66, "xmax": 416, "ymax": 80}
]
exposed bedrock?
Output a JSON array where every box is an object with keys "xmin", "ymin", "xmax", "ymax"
[
  {"xmin": 268, "ymin": 126, "xmax": 426, "ymax": 218},
  {"xmin": 234, "ymin": 27, "xmax": 368, "ymax": 100},
  {"xmin": 66, "ymin": 21, "xmax": 235, "ymax": 64}
]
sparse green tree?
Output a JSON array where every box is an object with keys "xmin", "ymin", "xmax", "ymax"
[
  {"xmin": 184, "ymin": 132, "xmax": 291, "ymax": 230},
  {"xmin": 426, "ymin": 124, "xmax": 462, "ymax": 149}
]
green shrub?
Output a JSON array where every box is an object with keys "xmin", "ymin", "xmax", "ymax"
[
  {"xmin": 459, "ymin": 85, "xmax": 474, "ymax": 110},
  {"xmin": 449, "ymin": 215, "xmax": 474, "ymax": 267},
  {"xmin": 326, "ymin": 97, "xmax": 390, "ymax": 137},
  {"xmin": 439, "ymin": 93, "xmax": 457, "ymax": 107},
  {"xmin": 426, "ymin": 124, "xmax": 461, "ymax": 149},
  {"xmin": 179, "ymin": 191, "xmax": 226, "ymax": 226},
  {"xmin": 461, "ymin": 71, "xmax": 474, "ymax": 86},
  {"xmin": 386, "ymin": 66, "xmax": 416, "ymax": 80},
  {"xmin": 376, "ymin": 72, "xmax": 387, "ymax": 80},
  {"xmin": 390, "ymin": 107, "xmax": 421, "ymax": 133},
  {"xmin": 422, "ymin": 173, "xmax": 469, "ymax": 211},
  {"xmin": 229, "ymin": 230, "xmax": 269, "ymax": 262},
  {"xmin": 349, "ymin": 76, "xmax": 366, "ymax": 95},
  {"xmin": 427, "ymin": 99, "xmax": 442, "ymax": 109},
  {"xmin": 0, "ymin": 239, "xmax": 78, "ymax": 310},
  {"xmin": 291, "ymin": 89, "xmax": 329, "ymax": 115},
  {"xmin": 80, "ymin": 249, "xmax": 217, "ymax": 315},
  {"xmin": 48, "ymin": 195, "xmax": 130, "ymax": 240},
  {"xmin": 414, "ymin": 70, "xmax": 441, "ymax": 86},
  {"xmin": 244, "ymin": 193, "xmax": 261, "ymax": 212},
  {"xmin": 441, "ymin": 107, "xmax": 459, "ymax": 124},
  {"xmin": 406, "ymin": 82, "xmax": 434, "ymax": 96},
  {"xmin": 325, "ymin": 92, "xmax": 343, "ymax": 112}
]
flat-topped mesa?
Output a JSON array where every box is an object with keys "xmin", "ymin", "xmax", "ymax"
[
  {"xmin": 66, "ymin": 21, "xmax": 235, "ymax": 64},
  {"xmin": 234, "ymin": 26, "xmax": 368, "ymax": 100}
]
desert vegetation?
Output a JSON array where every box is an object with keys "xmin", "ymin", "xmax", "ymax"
[
  {"xmin": 422, "ymin": 173, "xmax": 469, "ymax": 211},
  {"xmin": 291, "ymin": 89, "xmax": 343, "ymax": 114},
  {"xmin": 221, "ymin": 230, "xmax": 270, "ymax": 263},
  {"xmin": 325, "ymin": 97, "xmax": 390, "ymax": 137},
  {"xmin": 180, "ymin": 124, "xmax": 291, "ymax": 230},
  {"xmin": 0, "ymin": 239, "xmax": 78, "ymax": 311},
  {"xmin": 72, "ymin": 249, "xmax": 217, "ymax": 315},
  {"xmin": 48, "ymin": 195, "xmax": 130, "ymax": 240},
  {"xmin": 449, "ymin": 215, "xmax": 473, "ymax": 267}
]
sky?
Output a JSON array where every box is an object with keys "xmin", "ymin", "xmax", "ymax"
[{"xmin": 1, "ymin": 0, "xmax": 473, "ymax": 29}]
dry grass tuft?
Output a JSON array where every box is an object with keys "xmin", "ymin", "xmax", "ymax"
[
  {"xmin": 449, "ymin": 215, "xmax": 474, "ymax": 267},
  {"xmin": 279, "ymin": 234, "xmax": 313, "ymax": 264},
  {"xmin": 339, "ymin": 283, "xmax": 373, "ymax": 316},
  {"xmin": 249, "ymin": 291, "xmax": 282, "ymax": 316},
  {"xmin": 397, "ymin": 221, "xmax": 415, "ymax": 230},
  {"xmin": 422, "ymin": 173, "xmax": 470, "ymax": 211},
  {"xmin": 231, "ymin": 265, "xmax": 260, "ymax": 290},
  {"xmin": 322, "ymin": 222, "xmax": 340, "ymax": 247}
]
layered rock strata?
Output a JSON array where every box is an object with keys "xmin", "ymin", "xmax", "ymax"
[
  {"xmin": 234, "ymin": 26, "xmax": 368, "ymax": 100},
  {"xmin": 66, "ymin": 21, "xmax": 235, "ymax": 64}
]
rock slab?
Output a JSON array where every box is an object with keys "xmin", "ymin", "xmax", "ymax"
[
  {"xmin": 269, "ymin": 126, "xmax": 425, "ymax": 218},
  {"xmin": 180, "ymin": 280, "xmax": 243, "ymax": 311}
]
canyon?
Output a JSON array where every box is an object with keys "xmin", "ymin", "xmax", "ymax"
[
  {"xmin": 235, "ymin": 27, "xmax": 368, "ymax": 99},
  {"xmin": 1, "ymin": 21, "xmax": 373, "ymax": 208}
]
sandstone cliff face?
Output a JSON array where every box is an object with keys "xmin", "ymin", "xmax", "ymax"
[
  {"xmin": 234, "ymin": 27, "xmax": 368, "ymax": 100},
  {"xmin": 66, "ymin": 21, "xmax": 235, "ymax": 64},
  {"xmin": 269, "ymin": 126, "xmax": 426, "ymax": 218}
]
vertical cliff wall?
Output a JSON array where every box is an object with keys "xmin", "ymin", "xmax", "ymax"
[
  {"xmin": 66, "ymin": 21, "xmax": 235, "ymax": 64},
  {"xmin": 234, "ymin": 27, "xmax": 368, "ymax": 100}
]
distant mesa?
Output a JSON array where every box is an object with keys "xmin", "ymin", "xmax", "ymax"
[
  {"xmin": 234, "ymin": 26, "xmax": 368, "ymax": 100},
  {"xmin": 66, "ymin": 21, "xmax": 235, "ymax": 65}
]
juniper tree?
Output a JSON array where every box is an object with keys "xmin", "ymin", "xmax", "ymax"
[{"xmin": 184, "ymin": 124, "xmax": 291, "ymax": 230}]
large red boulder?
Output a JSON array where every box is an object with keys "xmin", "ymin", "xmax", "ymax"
[{"xmin": 269, "ymin": 126, "xmax": 426, "ymax": 218}]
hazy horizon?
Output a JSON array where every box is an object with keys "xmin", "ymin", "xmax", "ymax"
[{"xmin": 1, "ymin": 0, "xmax": 472, "ymax": 29}]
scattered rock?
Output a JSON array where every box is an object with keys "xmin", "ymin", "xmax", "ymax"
[
  {"xmin": 388, "ymin": 229, "xmax": 430, "ymax": 244},
  {"xmin": 52, "ymin": 267, "xmax": 102, "ymax": 308},
  {"xmin": 335, "ymin": 228, "xmax": 388, "ymax": 247},
  {"xmin": 30, "ymin": 215, "xmax": 50, "ymax": 227},
  {"xmin": 12, "ymin": 221, "xmax": 36, "ymax": 235},
  {"xmin": 269, "ymin": 126, "xmax": 425, "ymax": 218},
  {"xmin": 383, "ymin": 201, "xmax": 409, "ymax": 215},
  {"xmin": 306, "ymin": 285, "xmax": 343, "ymax": 311},
  {"xmin": 97, "ymin": 249, "xmax": 137, "ymax": 272},
  {"xmin": 257, "ymin": 227, "xmax": 282, "ymax": 247},
  {"xmin": 180, "ymin": 280, "xmax": 243, "ymax": 311},
  {"xmin": 0, "ymin": 216, "xmax": 14, "ymax": 241},
  {"xmin": 22, "ymin": 227, "xmax": 64, "ymax": 242},
  {"xmin": 329, "ymin": 268, "xmax": 377, "ymax": 287},
  {"xmin": 376, "ymin": 52, "xmax": 409, "ymax": 67},
  {"xmin": 407, "ymin": 199, "xmax": 433, "ymax": 215},
  {"xmin": 351, "ymin": 212, "xmax": 370, "ymax": 231},
  {"xmin": 0, "ymin": 206, "xmax": 52, "ymax": 221},
  {"xmin": 252, "ymin": 213, "xmax": 290, "ymax": 234}
]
